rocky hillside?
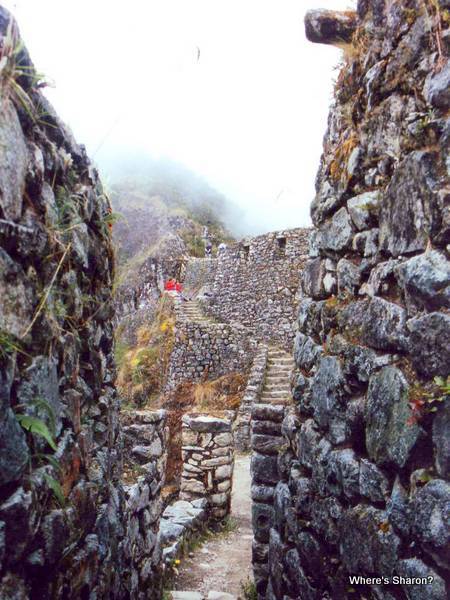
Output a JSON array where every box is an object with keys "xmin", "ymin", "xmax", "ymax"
[
  {"xmin": 112, "ymin": 170, "xmax": 236, "ymax": 421},
  {"xmin": 111, "ymin": 166, "xmax": 235, "ymax": 344}
]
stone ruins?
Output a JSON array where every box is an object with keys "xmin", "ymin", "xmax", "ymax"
[{"xmin": 0, "ymin": 1, "xmax": 449, "ymax": 599}]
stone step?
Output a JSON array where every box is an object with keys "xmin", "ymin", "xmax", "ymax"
[
  {"xmin": 267, "ymin": 356, "xmax": 294, "ymax": 365},
  {"xmin": 264, "ymin": 385, "xmax": 291, "ymax": 392},
  {"xmin": 268, "ymin": 358, "xmax": 294, "ymax": 364},
  {"xmin": 267, "ymin": 358, "xmax": 294, "ymax": 365},
  {"xmin": 259, "ymin": 397, "xmax": 289, "ymax": 405},
  {"xmin": 266, "ymin": 367, "xmax": 292, "ymax": 375},
  {"xmin": 261, "ymin": 391, "xmax": 291, "ymax": 399}
]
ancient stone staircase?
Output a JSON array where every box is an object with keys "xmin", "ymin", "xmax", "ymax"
[
  {"xmin": 168, "ymin": 294, "xmax": 294, "ymax": 600},
  {"xmin": 259, "ymin": 347, "xmax": 294, "ymax": 406},
  {"xmin": 175, "ymin": 299, "xmax": 212, "ymax": 324}
]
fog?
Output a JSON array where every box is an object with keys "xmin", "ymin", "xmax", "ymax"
[{"xmin": 4, "ymin": 0, "xmax": 354, "ymax": 235}]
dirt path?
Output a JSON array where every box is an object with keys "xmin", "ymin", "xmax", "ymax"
[{"xmin": 173, "ymin": 454, "xmax": 253, "ymax": 598}]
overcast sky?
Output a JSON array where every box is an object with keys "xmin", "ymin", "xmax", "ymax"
[{"xmin": 4, "ymin": 0, "xmax": 354, "ymax": 234}]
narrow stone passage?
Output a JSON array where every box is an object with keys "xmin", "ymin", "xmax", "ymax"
[
  {"xmin": 261, "ymin": 348, "xmax": 295, "ymax": 405},
  {"xmin": 171, "ymin": 454, "xmax": 252, "ymax": 599}
]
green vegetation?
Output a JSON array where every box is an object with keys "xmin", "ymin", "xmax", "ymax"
[
  {"xmin": 0, "ymin": 329, "xmax": 28, "ymax": 359},
  {"xmin": 0, "ymin": 16, "xmax": 49, "ymax": 121},
  {"xmin": 116, "ymin": 294, "xmax": 175, "ymax": 407},
  {"xmin": 408, "ymin": 375, "xmax": 449, "ymax": 424},
  {"xmin": 15, "ymin": 413, "xmax": 56, "ymax": 451},
  {"xmin": 15, "ymin": 398, "xmax": 65, "ymax": 507},
  {"xmin": 240, "ymin": 578, "xmax": 257, "ymax": 600}
]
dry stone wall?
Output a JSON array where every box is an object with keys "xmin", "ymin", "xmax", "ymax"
[
  {"xmin": 180, "ymin": 413, "xmax": 235, "ymax": 520},
  {"xmin": 263, "ymin": 3, "xmax": 450, "ymax": 600},
  {"xmin": 235, "ymin": 345, "xmax": 268, "ymax": 452},
  {"xmin": 182, "ymin": 256, "xmax": 218, "ymax": 296},
  {"xmin": 196, "ymin": 229, "xmax": 310, "ymax": 352},
  {"xmin": 121, "ymin": 409, "xmax": 168, "ymax": 596},
  {"xmin": 250, "ymin": 404, "xmax": 289, "ymax": 598},
  {"xmin": 165, "ymin": 317, "xmax": 255, "ymax": 391},
  {"xmin": 159, "ymin": 498, "xmax": 208, "ymax": 565},
  {"xmin": 0, "ymin": 9, "xmax": 166, "ymax": 598}
]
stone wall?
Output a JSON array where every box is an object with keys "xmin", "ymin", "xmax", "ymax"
[
  {"xmin": 235, "ymin": 345, "xmax": 268, "ymax": 452},
  {"xmin": 165, "ymin": 317, "xmax": 255, "ymax": 391},
  {"xmin": 263, "ymin": 3, "xmax": 450, "ymax": 600},
  {"xmin": 0, "ymin": 9, "xmax": 165, "ymax": 598},
  {"xmin": 121, "ymin": 409, "xmax": 168, "ymax": 595},
  {"xmin": 183, "ymin": 256, "xmax": 218, "ymax": 296},
  {"xmin": 196, "ymin": 229, "xmax": 310, "ymax": 352},
  {"xmin": 180, "ymin": 413, "xmax": 235, "ymax": 520},
  {"xmin": 250, "ymin": 404, "xmax": 289, "ymax": 598},
  {"xmin": 160, "ymin": 498, "xmax": 208, "ymax": 566}
]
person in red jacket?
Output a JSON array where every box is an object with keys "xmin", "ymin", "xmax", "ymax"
[{"xmin": 165, "ymin": 278, "xmax": 176, "ymax": 291}]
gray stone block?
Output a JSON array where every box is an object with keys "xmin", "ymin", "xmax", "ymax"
[
  {"xmin": 411, "ymin": 479, "xmax": 450, "ymax": 570},
  {"xmin": 251, "ymin": 453, "xmax": 279, "ymax": 485},
  {"xmin": 252, "ymin": 503, "xmax": 274, "ymax": 543},
  {"xmin": 252, "ymin": 404, "xmax": 285, "ymax": 423},
  {"xmin": 365, "ymin": 367, "xmax": 419, "ymax": 468},
  {"xmin": 339, "ymin": 505, "xmax": 400, "ymax": 576},
  {"xmin": 407, "ymin": 312, "xmax": 450, "ymax": 377},
  {"xmin": 396, "ymin": 558, "xmax": 447, "ymax": 600},
  {"xmin": 252, "ymin": 434, "xmax": 285, "ymax": 456}
]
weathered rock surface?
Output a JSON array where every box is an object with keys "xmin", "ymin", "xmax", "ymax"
[
  {"xmin": 262, "ymin": 3, "xmax": 450, "ymax": 598},
  {"xmin": 304, "ymin": 9, "xmax": 357, "ymax": 46},
  {"xmin": 365, "ymin": 367, "xmax": 419, "ymax": 468},
  {"xmin": 0, "ymin": 10, "xmax": 166, "ymax": 598}
]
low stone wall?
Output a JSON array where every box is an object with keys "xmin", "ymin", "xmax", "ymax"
[
  {"xmin": 198, "ymin": 229, "xmax": 310, "ymax": 352},
  {"xmin": 180, "ymin": 413, "xmax": 235, "ymax": 520},
  {"xmin": 250, "ymin": 404, "xmax": 288, "ymax": 598},
  {"xmin": 235, "ymin": 345, "xmax": 268, "ymax": 452},
  {"xmin": 159, "ymin": 499, "xmax": 208, "ymax": 565},
  {"xmin": 165, "ymin": 319, "xmax": 255, "ymax": 391},
  {"xmin": 121, "ymin": 409, "xmax": 168, "ymax": 596}
]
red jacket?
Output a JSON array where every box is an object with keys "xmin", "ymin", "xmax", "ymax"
[{"xmin": 165, "ymin": 280, "xmax": 176, "ymax": 291}]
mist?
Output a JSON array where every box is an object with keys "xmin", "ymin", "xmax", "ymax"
[{"xmin": 4, "ymin": 0, "xmax": 354, "ymax": 235}]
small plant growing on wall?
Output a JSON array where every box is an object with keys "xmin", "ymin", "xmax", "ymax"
[
  {"xmin": 14, "ymin": 398, "xmax": 65, "ymax": 506},
  {"xmin": 408, "ymin": 375, "xmax": 449, "ymax": 425}
]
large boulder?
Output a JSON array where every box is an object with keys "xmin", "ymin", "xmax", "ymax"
[
  {"xmin": 339, "ymin": 505, "xmax": 400, "ymax": 576},
  {"xmin": 365, "ymin": 367, "xmax": 419, "ymax": 468},
  {"xmin": 395, "ymin": 250, "xmax": 450, "ymax": 312},
  {"xmin": 379, "ymin": 151, "xmax": 442, "ymax": 256},
  {"xmin": 304, "ymin": 9, "xmax": 357, "ymax": 46},
  {"xmin": 396, "ymin": 558, "xmax": 447, "ymax": 600},
  {"xmin": 0, "ymin": 100, "xmax": 28, "ymax": 221},
  {"xmin": 407, "ymin": 312, "xmax": 450, "ymax": 377},
  {"xmin": 411, "ymin": 479, "xmax": 450, "ymax": 570}
]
